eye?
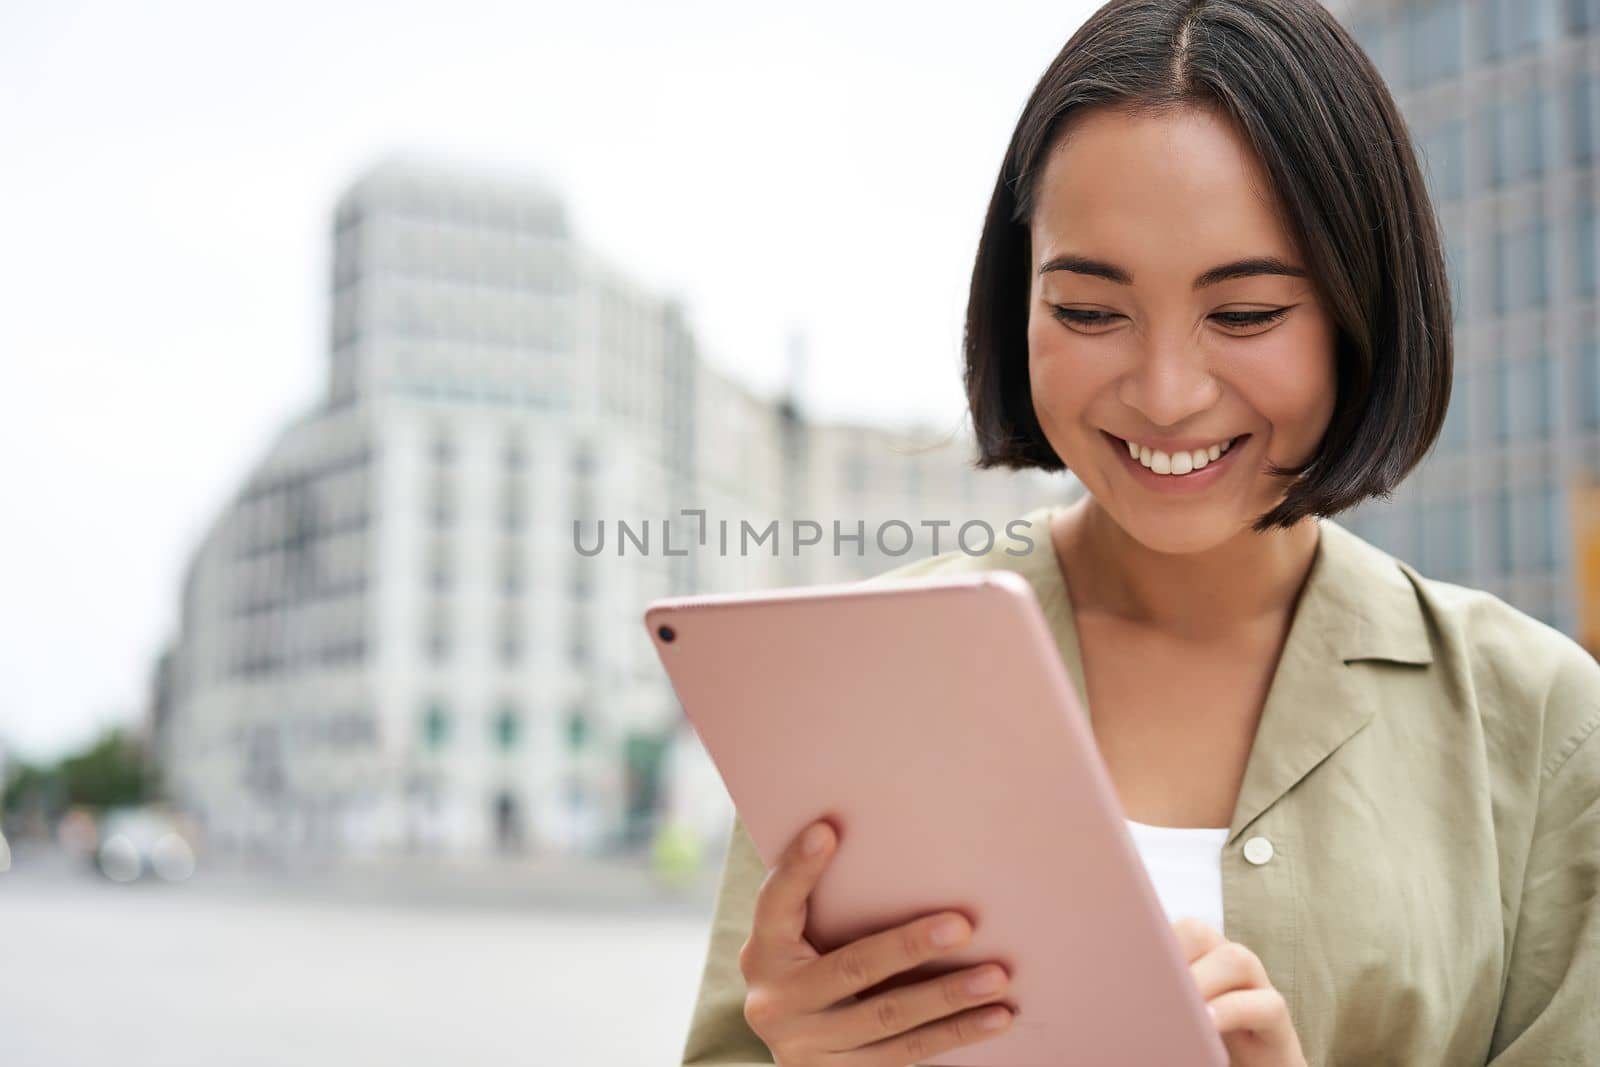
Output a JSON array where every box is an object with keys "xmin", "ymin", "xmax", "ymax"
[
  {"xmin": 1050, "ymin": 307, "xmax": 1121, "ymax": 330},
  {"xmin": 1211, "ymin": 307, "xmax": 1291, "ymax": 331},
  {"xmin": 1048, "ymin": 305, "xmax": 1292, "ymax": 333}
]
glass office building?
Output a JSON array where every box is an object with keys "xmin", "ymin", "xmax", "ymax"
[{"xmin": 1332, "ymin": 0, "xmax": 1599, "ymax": 634}]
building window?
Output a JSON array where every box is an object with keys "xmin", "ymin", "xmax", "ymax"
[
  {"xmin": 1422, "ymin": 119, "xmax": 1465, "ymax": 203},
  {"xmin": 1408, "ymin": 1, "xmax": 1463, "ymax": 87},
  {"xmin": 431, "ymin": 428, "xmax": 455, "ymax": 465},
  {"xmin": 503, "ymin": 435, "xmax": 526, "ymax": 470},
  {"xmin": 423, "ymin": 703, "xmax": 450, "ymax": 749},
  {"xmin": 1492, "ymin": 229, "xmax": 1512, "ymax": 315},
  {"xmin": 1495, "ymin": 488, "xmax": 1515, "ymax": 572},
  {"xmin": 1544, "ymin": 483, "xmax": 1569, "ymax": 571},
  {"xmin": 429, "ymin": 475, "xmax": 454, "ymax": 527},
  {"xmin": 1571, "ymin": 74, "xmax": 1595, "ymax": 165},
  {"xmin": 1439, "ymin": 363, "xmax": 1470, "ymax": 451},
  {"xmin": 501, "ymin": 482, "xmax": 526, "ymax": 532},
  {"xmin": 428, "ymin": 540, "xmax": 452, "ymax": 591},
  {"xmin": 426, "ymin": 606, "xmax": 451, "ymax": 662},
  {"xmin": 1444, "ymin": 230, "xmax": 1469, "ymax": 324},
  {"xmin": 1529, "ymin": 348, "xmax": 1555, "ymax": 435},
  {"xmin": 1350, "ymin": 17, "xmax": 1385, "ymax": 71},
  {"xmin": 1479, "ymin": 102, "xmax": 1504, "ymax": 190},
  {"xmin": 569, "ymin": 564, "xmax": 592, "ymax": 599},
  {"xmin": 1523, "ymin": 349, "xmax": 1554, "ymax": 436},
  {"xmin": 1519, "ymin": 87, "xmax": 1547, "ymax": 183},
  {"xmin": 499, "ymin": 610, "xmax": 522, "ymax": 664},
  {"xmin": 501, "ymin": 551, "xmax": 523, "ymax": 595},
  {"xmin": 1578, "ymin": 209, "xmax": 1598, "ymax": 297},
  {"xmin": 1528, "ymin": 221, "xmax": 1549, "ymax": 308},
  {"xmin": 1582, "ymin": 340, "xmax": 1600, "ymax": 428},
  {"xmin": 1422, "ymin": 494, "xmax": 1472, "ymax": 580},
  {"xmin": 567, "ymin": 708, "xmax": 590, "ymax": 750},
  {"xmin": 1493, "ymin": 358, "xmax": 1516, "ymax": 442},
  {"xmin": 493, "ymin": 706, "xmax": 520, "ymax": 751},
  {"xmin": 1512, "ymin": 485, "xmax": 1560, "ymax": 572},
  {"xmin": 1480, "ymin": 0, "xmax": 1546, "ymax": 60}
]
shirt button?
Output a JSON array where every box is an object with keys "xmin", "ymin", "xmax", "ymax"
[{"xmin": 1243, "ymin": 836, "xmax": 1274, "ymax": 865}]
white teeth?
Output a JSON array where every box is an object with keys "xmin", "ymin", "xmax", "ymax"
[{"xmin": 1121, "ymin": 436, "xmax": 1236, "ymax": 476}]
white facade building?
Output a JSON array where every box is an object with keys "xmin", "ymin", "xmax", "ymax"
[{"xmin": 159, "ymin": 154, "xmax": 1076, "ymax": 860}]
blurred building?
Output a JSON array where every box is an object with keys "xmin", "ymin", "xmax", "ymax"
[
  {"xmin": 145, "ymin": 644, "xmax": 176, "ymax": 791},
  {"xmin": 1331, "ymin": 0, "xmax": 1599, "ymax": 638},
  {"xmin": 157, "ymin": 155, "xmax": 1072, "ymax": 860}
]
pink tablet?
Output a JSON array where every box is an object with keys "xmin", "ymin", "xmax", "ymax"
[{"xmin": 645, "ymin": 570, "xmax": 1227, "ymax": 1067}]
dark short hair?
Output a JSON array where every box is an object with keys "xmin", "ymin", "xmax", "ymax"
[{"xmin": 964, "ymin": 0, "xmax": 1452, "ymax": 531}]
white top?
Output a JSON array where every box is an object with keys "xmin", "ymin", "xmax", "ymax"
[{"xmin": 1124, "ymin": 817, "xmax": 1230, "ymax": 936}]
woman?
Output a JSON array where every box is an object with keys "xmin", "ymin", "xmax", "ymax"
[{"xmin": 680, "ymin": 1, "xmax": 1600, "ymax": 1064}]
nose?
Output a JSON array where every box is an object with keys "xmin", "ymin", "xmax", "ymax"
[{"xmin": 1117, "ymin": 338, "xmax": 1221, "ymax": 429}]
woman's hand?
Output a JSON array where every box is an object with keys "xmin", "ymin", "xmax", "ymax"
[
  {"xmin": 1172, "ymin": 917, "xmax": 1307, "ymax": 1067},
  {"xmin": 738, "ymin": 818, "xmax": 1016, "ymax": 1067}
]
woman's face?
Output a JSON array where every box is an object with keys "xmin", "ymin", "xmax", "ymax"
[{"xmin": 1026, "ymin": 103, "xmax": 1338, "ymax": 555}]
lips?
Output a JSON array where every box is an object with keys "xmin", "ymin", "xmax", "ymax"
[{"xmin": 1102, "ymin": 430, "xmax": 1251, "ymax": 485}]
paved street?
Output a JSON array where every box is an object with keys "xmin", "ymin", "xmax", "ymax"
[{"xmin": 0, "ymin": 849, "xmax": 726, "ymax": 1066}]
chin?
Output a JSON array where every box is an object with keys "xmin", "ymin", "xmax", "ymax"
[
  {"xmin": 1125, "ymin": 523, "xmax": 1239, "ymax": 557},
  {"xmin": 1101, "ymin": 501, "xmax": 1257, "ymax": 557}
]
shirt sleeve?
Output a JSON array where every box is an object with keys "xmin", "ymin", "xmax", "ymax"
[
  {"xmin": 681, "ymin": 812, "xmax": 778, "ymax": 1066},
  {"xmin": 1484, "ymin": 706, "xmax": 1600, "ymax": 1063}
]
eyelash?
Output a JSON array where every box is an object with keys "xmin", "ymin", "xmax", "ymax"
[{"xmin": 1050, "ymin": 306, "xmax": 1291, "ymax": 331}]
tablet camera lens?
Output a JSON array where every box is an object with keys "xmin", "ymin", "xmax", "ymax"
[{"xmin": 657, "ymin": 624, "xmax": 676, "ymax": 643}]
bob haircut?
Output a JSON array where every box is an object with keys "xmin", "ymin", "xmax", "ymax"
[{"xmin": 965, "ymin": 0, "xmax": 1453, "ymax": 532}]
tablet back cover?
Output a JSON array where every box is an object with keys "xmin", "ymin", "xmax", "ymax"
[{"xmin": 646, "ymin": 571, "xmax": 1227, "ymax": 1067}]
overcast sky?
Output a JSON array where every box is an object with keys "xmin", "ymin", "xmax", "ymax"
[{"xmin": 0, "ymin": 0, "xmax": 1098, "ymax": 761}]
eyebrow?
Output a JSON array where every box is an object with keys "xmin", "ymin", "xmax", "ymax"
[{"xmin": 1037, "ymin": 254, "xmax": 1308, "ymax": 289}]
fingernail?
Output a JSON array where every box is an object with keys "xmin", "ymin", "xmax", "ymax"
[
  {"xmin": 931, "ymin": 916, "xmax": 969, "ymax": 946},
  {"xmin": 1207, "ymin": 1005, "xmax": 1218, "ymax": 1024},
  {"xmin": 803, "ymin": 824, "xmax": 828, "ymax": 855},
  {"xmin": 967, "ymin": 966, "xmax": 1005, "ymax": 994}
]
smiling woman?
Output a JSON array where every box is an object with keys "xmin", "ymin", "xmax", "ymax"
[
  {"xmin": 678, "ymin": 2, "xmax": 1600, "ymax": 1066},
  {"xmin": 967, "ymin": 31, "xmax": 1450, "ymax": 542},
  {"xmin": 1016, "ymin": 103, "xmax": 1344, "ymax": 555}
]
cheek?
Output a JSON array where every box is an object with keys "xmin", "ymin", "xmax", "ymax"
[
  {"xmin": 1229, "ymin": 325, "xmax": 1338, "ymax": 451},
  {"xmin": 1027, "ymin": 317, "xmax": 1110, "ymax": 422}
]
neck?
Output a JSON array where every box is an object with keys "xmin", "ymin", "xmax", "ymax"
[{"xmin": 1054, "ymin": 496, "xmax": 1322, "ymax": 635}]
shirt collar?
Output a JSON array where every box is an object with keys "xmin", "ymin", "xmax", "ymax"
[
  {"xmin": 1015, "ymin": 502, "xmax": 1433, "ymax": 671},
  {"xmin": 1009, "ymin": 501, "xmax": 1433, "ymax": 846}
]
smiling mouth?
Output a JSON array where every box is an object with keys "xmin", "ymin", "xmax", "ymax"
[{"xmin": 1104, "ymin": 431, "xmax": 1250, "ymax": 476}]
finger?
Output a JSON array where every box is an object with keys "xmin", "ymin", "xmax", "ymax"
[
  {"xmin": 823, "ymin": 963, "xmax": 1012, "ymax": 1050},
  {"xmin": 1170, "ymin": 916, "xmax": 1225, "ymax": 963},
  {"xmin": 849, "ymin": 1003, "xmax": 1015, "ymax": 1067},
  {"xmin": 749, "ymin": 820, "xmax": 838, "ymax": 950},
  {"xmin": 792, "ymin": 910, "xmax": 975, "ymax": 1013},
  {"xmin": 1207, "ymin": 986, "xmax": 1291, "ymax": 1038},
  {"xmin": 1189, "ymin": 939, "xmax": 1270, "ymax": 1001}
]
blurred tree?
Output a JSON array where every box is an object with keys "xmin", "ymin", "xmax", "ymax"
[
  {"xmin": 2, "ymin": 759, "xmax": 46, "ymax": 813},
  {"xmin": 1, "ymin": 727, "xmax": 154, "ymax": 819},
  {"xmin": 59, "ymin": 729, "xmax": 150, "ymax": 808}
]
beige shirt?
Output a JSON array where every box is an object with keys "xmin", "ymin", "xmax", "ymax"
[{"xmin": 679, "ymin": 503, "xmax": 1600, "ymax": 1066}]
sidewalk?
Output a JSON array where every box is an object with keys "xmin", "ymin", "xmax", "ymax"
[{"xmin": 182, "ymin": 845, "xmax": 728, "ymax": 917}]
